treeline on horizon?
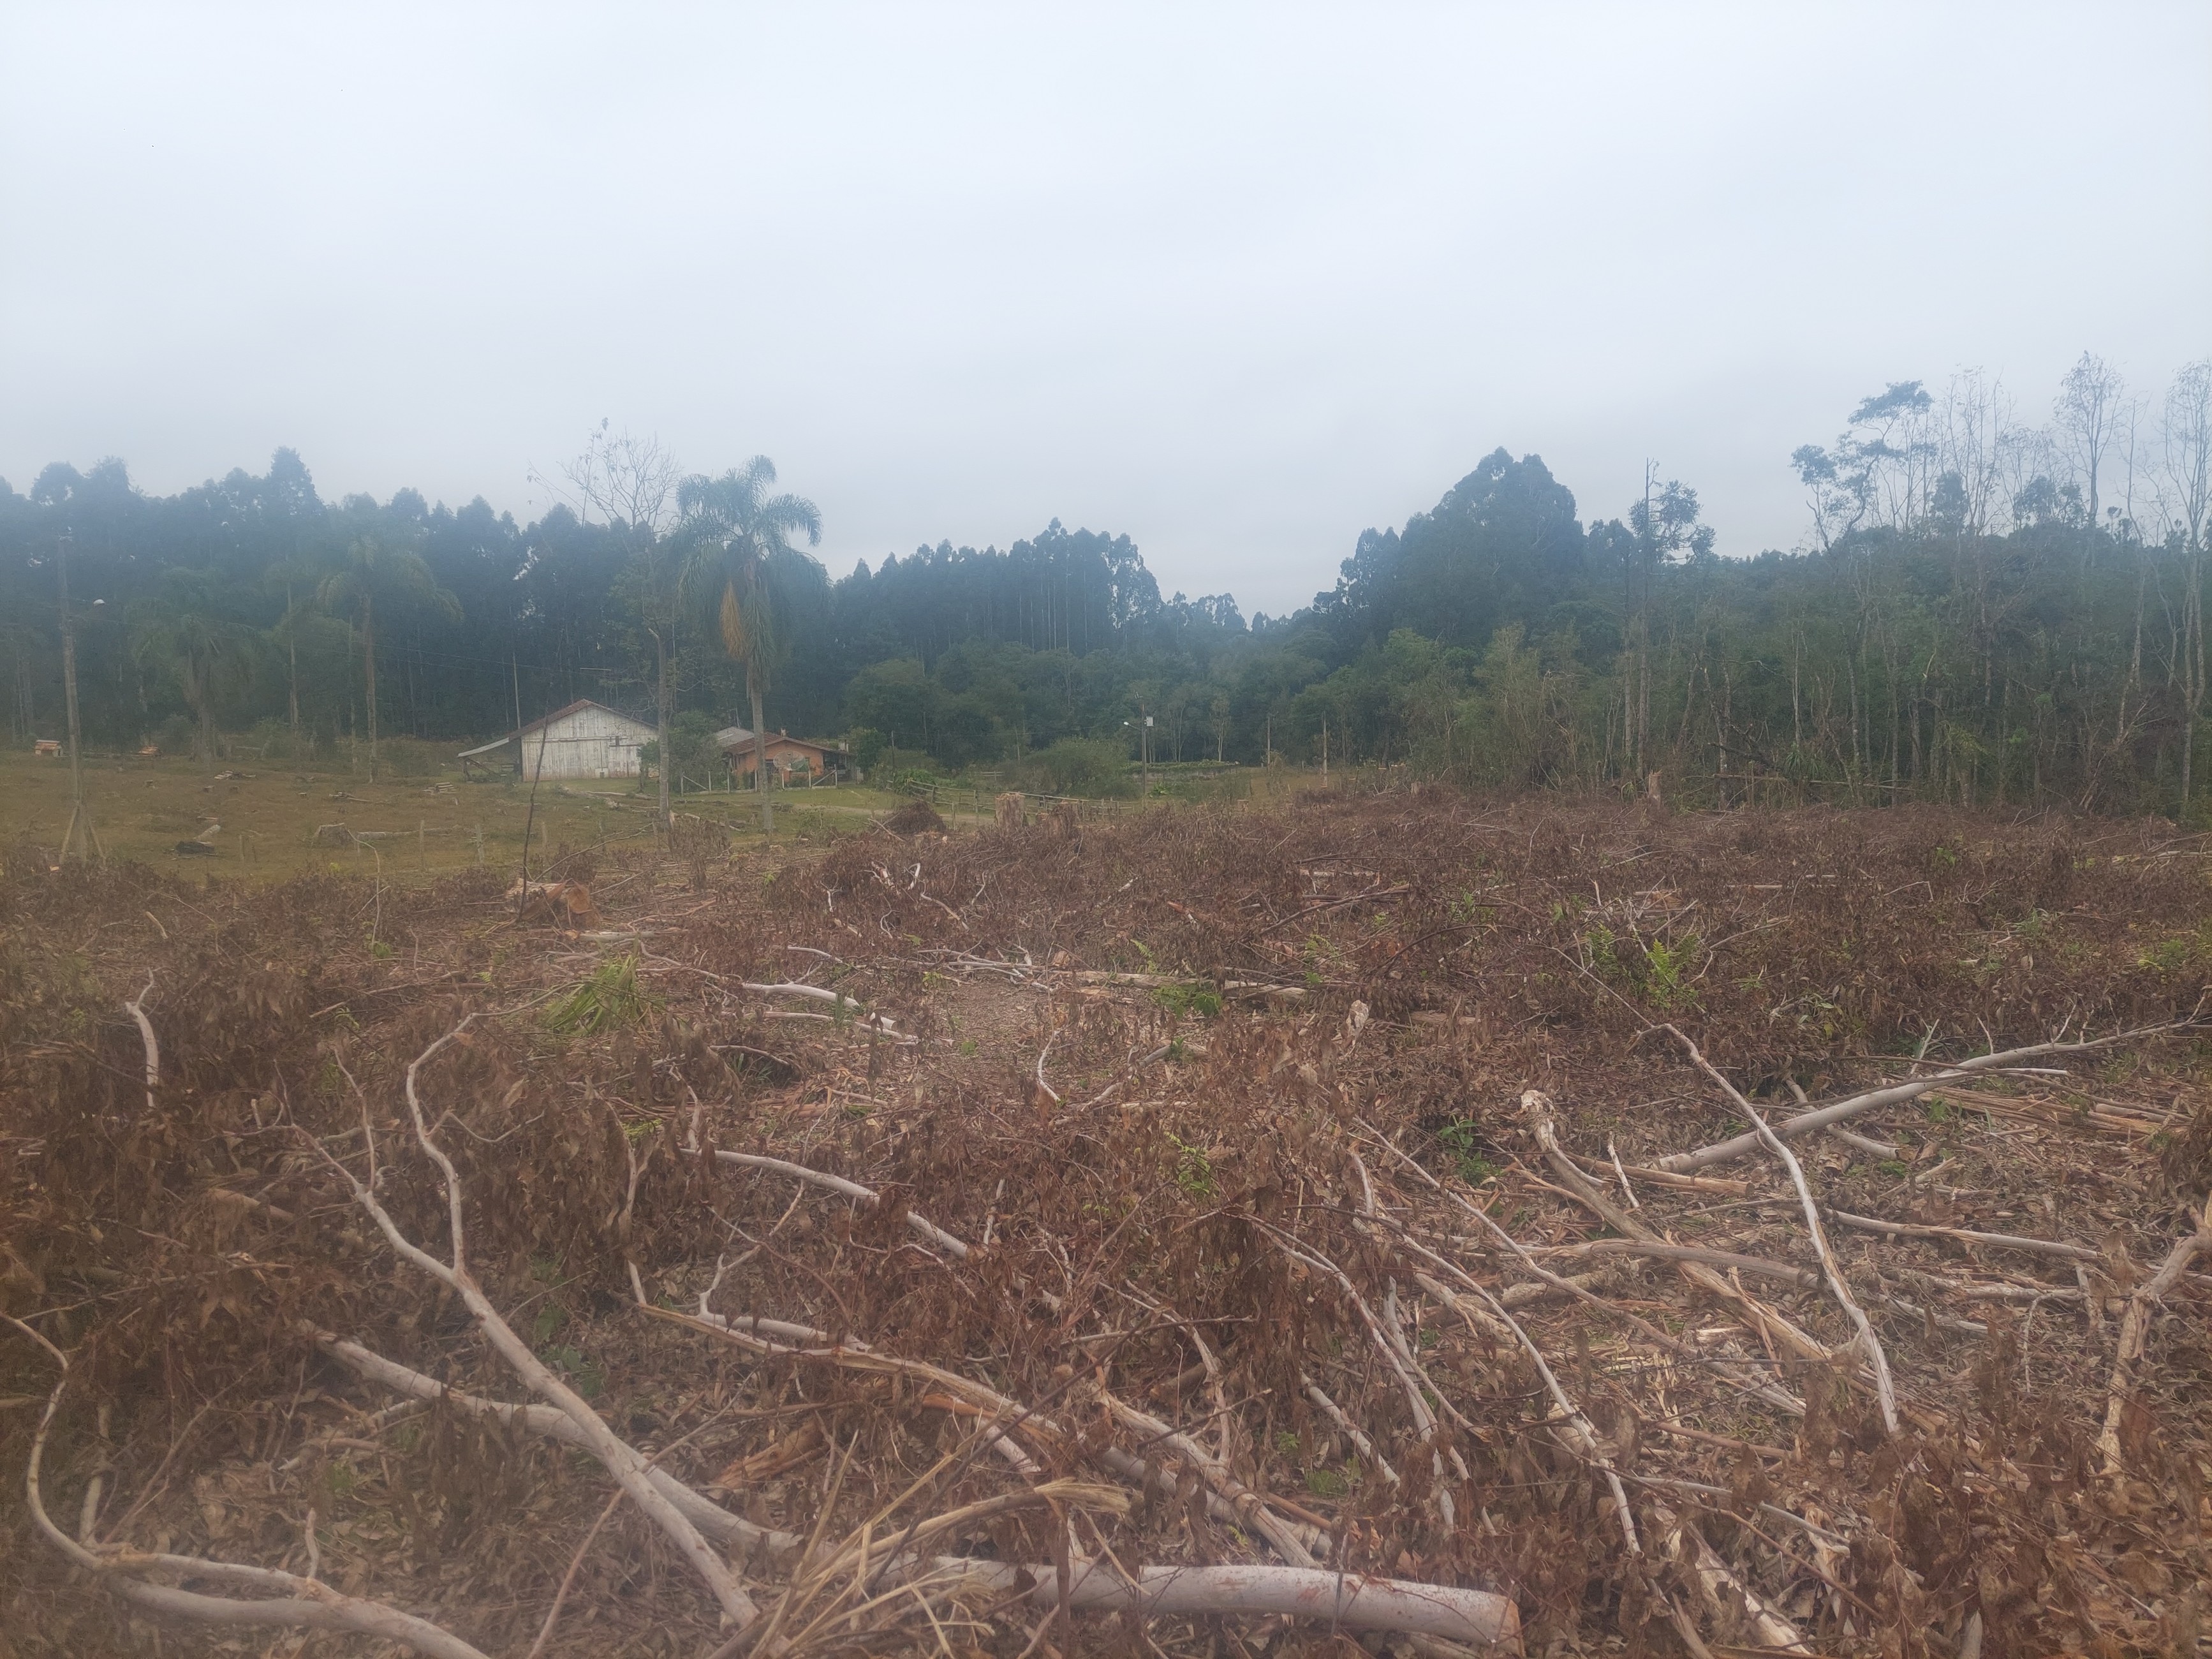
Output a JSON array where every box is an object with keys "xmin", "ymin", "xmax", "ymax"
[{"xmin": 3, "ymin": 351, "xmax": 2208, "ymax": 813}]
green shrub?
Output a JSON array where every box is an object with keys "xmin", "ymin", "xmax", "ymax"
[
  {"xmin": 545, "ymin": 955, "xmax": 658, "ymax": 1036},
  {"xmin": 1166, "ymin": 1133, "xmax": 1216, "ymax": 1198},
  {"xmin": 661, "ymin": 710, "xmax": 730, "ymax": 792},
  {"xmin": 376, "ymin": 737, "xmax": 448, "ymax": 778},
  {"xmin": 1012, "ymin": 737, "xmax": 1133, "ymax": 797},
  {"xmin": 876, "ymin": 748, "xmax": 934, "ymax": 784},
  {"xmin": 1436, "ymin": 1118, "xmax": 1498, "ymax": 1184},
  {"xmin": 1152, "ymin": 982, "xmax": 1222, "ymax": 1019},
  {"xmin": 152, "ymin": 714, "xmax": 196, "ymax": 756},
  {"xmin": 1642, "ymin": 934, "xmax": 1699, "ymax": 1008},
  {"xmin": 244, "ymin": 717, "xmax": 316, "ymax": 762},
  {"xmin": 843, "ymin": 726, "xmax": 888, "ymax": 774}
]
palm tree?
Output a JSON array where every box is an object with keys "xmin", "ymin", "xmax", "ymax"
[
  {"xmin": 128, "ymin": 577, "xmax": 262, "ymax": 772},
  {"xmin": 317, "ymin": 529, "xmax": 459, "ymax": 780},
  {"xmin": 267, "ymin": 593, "xmax": 353, "ymax": 758},
  {"xmin": 677, "ymin": 458, "xmax": 821, "ymax": 829}
]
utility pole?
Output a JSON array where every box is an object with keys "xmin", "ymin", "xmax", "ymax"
[
  {"xmin": 517, "ymin": 711, "xmax": 553, "ymax": 918},
  {"xmin": 1636, "ymin": 461, "xmax": 1656, "ymax": 778},
  {"xmin": 57, "ymin": 530, "xmax": 101, "ymax": 865},
  {"xmin": 510, "ymin": 650, "xmax": 525, "ymax": 779},
  {"xmin": 1142, "ymin": 707, "xmax": 1153, "ymax": 793}
]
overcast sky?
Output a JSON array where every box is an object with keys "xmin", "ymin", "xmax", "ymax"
[{"xmin": 4, "ymin": 4, "xmax": 2208, "ymax": 617}]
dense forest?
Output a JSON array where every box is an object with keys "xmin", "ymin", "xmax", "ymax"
[{"xmin": 3, "ymin": 353, "xmax": 2208, "ymax": 813}]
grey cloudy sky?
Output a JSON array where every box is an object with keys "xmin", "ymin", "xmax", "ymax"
[{"xmin": 4, "ymin": 3, "xmax": 2208, "ymax": 616}]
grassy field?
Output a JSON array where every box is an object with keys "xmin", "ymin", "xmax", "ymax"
[
  {"xmin": 0, "ymin": 746, "xmax": 1323, "ymax": 883},
  {"xmin": 0, "ymin": 747, "xmax": 978, "ymax": 881}
]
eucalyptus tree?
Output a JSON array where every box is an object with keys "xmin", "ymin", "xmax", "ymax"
[
  {"xmin": 1623, "ymin": 473, "xmax": 1713, "ymax": 776},
  {"xmin": 267, "ymin": 588, "xmax": 354, "ymax": 753},
  {"xmin": 677, "ymin": 457, "xmax": 822, "ymax": 829},
  {"xmin": 2055, "ymin": 352, "xmax": 2126, "ymax": 542},
  {"xmin": 2161, "ymin": 362, "xmax": 2212, "ymax": 804},
  {"xmin": 316, "ymin": 526, "xmax": 459, "ymax": 779},
  {"xmin": 264, "ymin": 550, "xmax": 331, "ymax": 744}
]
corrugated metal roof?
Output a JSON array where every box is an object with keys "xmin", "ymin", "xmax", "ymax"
[
  {"xmin": 456, "ymin": 699, "xmax": 651, "ymax": 759},
  {"xmin": 715, "ymin": 728, "xmax": 836, "ymax": 755}
]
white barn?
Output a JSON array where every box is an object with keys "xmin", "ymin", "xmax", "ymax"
[{"xmin": 458, "ymin": 699, "xmax": 655, "ymax": 781}]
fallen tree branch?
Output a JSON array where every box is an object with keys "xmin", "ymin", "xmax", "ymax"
[
  {"xmin": 1098, "ymin": 1394, "xmax": 1322, "ymax": 1568},
  {"xmin": 1299, "ymin": 1373, "xmax": 1399, "ymax": 1487},
  {"xmin": 753, "ymin": 1006, "xmax": 919, "ymax": 1042},
  {"xmin": 640, "ymin": 1292, "xmax": 1325, "ymax": 1565},
  {"xmin": 2096, "ymin": 1193, "xmax": 2212, "ymax": 1473},
  {"xmin": 1520, "ymin": 1091, "xmax": 1831, "ymax": 1379},
  {"xmin": 1067, "ymin": 1043, "xmax": 1174, "ymax": 1112},
  {"xmin": 804, "ymin": 1480, "xmax": 1133, "ymax": 1611},
  {"xmin": 314, "ymin": 1332, "xmax": 796, "ymax": 1559},
  {"xmin": 323, "ymin": 1016, "xmax": 761, "ymax": 1632},
  {"xmin": 735, "ymin": 979, "xmax": 911, "ymax": 1041},
  {"xmin": 921, "ymin": 1559, "xmax": 1521, "ymax": 1648},
  {"xmin": 122, "ymin": 979, "xmax": 158, "ymax": 1116},
  {"xmin": 1373, "ymin": 1236, "xmax": 1639, "ymax": 1555},
  {"xmin": 1786, "ymin": 1079, "xmax": 1898, "ymax": 1157},
  {"xmin": 697, "ymin": 1147, "xmax": 971, "ymax": 1258},
  {"xmin": 1253, "ymin": 1218, "xmax": 1459, "ymax": 1528},
  {"xmin": 1526, "ymin": 1237, "xmax": 1820, "ymax": 1290},
  {"xmin": 1561, "ymin": 1150, "xmax": 1746, "ymax": 1197},
  {"xmin": 1824, "ymin": 1210, "xmax": 2102, "ymax": 1263},
  {"xmin": 313, "ymin": 1331, "xmax": 1511, "ymax": 1651},
  {"xmin": 524, "ymin": 1486, "xmax": 625, "ymax": 1659},
  {"xmin": 10, "ymin": 1323, "xmax": 490, "ymax": 1659},
  {"xmin": 1662, "ymin": 1025, "xmax": 1899, "ymax": 1436},
  {"xmin": 1656, "ymin": 1026, "xmax": 2186, "ymax": 1174},
  {"xmin": 1362, "ymin": 1123, "xmax": 1808, "ymax": 1419},
  {"xmin": 1652, "ymin": 1501, "xmax": 1808, "ymax": 1654}
]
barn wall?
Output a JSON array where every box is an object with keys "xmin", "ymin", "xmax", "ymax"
[{"xmin": 518, "ymin": 707, "xmax": 654, "ymax": 779}]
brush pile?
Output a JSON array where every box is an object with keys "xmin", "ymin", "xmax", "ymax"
[{"xmin": 4, "ymin": 792, "xmax": 2210, "ymax": 1657}]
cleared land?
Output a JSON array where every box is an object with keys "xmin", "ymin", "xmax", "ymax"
[{"xmin": 3, "ymin": 792, "xmax": 2209, "ymax": 1656}]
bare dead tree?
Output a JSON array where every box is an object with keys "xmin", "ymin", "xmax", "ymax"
[
  {"xmin": 2055, "ymin": 351, "xmax": 2127, "ymax": 540},
  {"xmin": 531, "ymin": 422, "xmax": 684, "ymax": 825}
]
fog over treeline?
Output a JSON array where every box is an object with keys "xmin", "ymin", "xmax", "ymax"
[{"xmin": 5, "ymin": 353, "xmax": 2209, "ymax": 811}]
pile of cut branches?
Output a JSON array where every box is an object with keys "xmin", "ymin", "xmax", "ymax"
[{"xmin": 3, "ymin": 795, "xmax": 2208, "ymax": 1656}]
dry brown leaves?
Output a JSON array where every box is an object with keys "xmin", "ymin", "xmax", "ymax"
[{"xmin": 3, "ymin": 793, "xmax": 2209, "ymax": 1656}]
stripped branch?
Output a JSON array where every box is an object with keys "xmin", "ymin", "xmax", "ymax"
[
  {"xmin": 314, "ymin": 1332, "xmax": 795, "ymax": 1559},
  {"xmin": 1299, "ymin": 1373, "xmax": 1399, "ymax": 1487},
  {"xmin": 2097, "ymin": 1193, "xmax": 2212, "ymax": 1472},
  {"xmin": 693, "ymin": 1146, "xmax": 971, "ymax": 1258},
  {"xmin": 11, "ymin": 1324, "xmax": 490, "ymax": 1659},
  {"xmin": 1098, "ymin": 1394, "xmax": 1322, "ymax": 1568},
  {"xmin": 1662, "ymin": 1025, "xmax": 1899, "ymax": 1436},
  {"xmin": 1521, "ymin": 1091, "xmax": 1831, "ymax": 1381},
  {"xmin": 1657, "ymin": 1025, "xmax": 2187, "ymax": 1174},
  {"xmin": 122, "ymin": 978, "xmax": 158, "ymax": 1116},
  {"xmin": 911, "ymin": 1559, "xmax": 1520, "ymax": 1648},
  {"xmin": 325, "ymin": 1017, "xmax": 760, "ymax": 1631}
]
